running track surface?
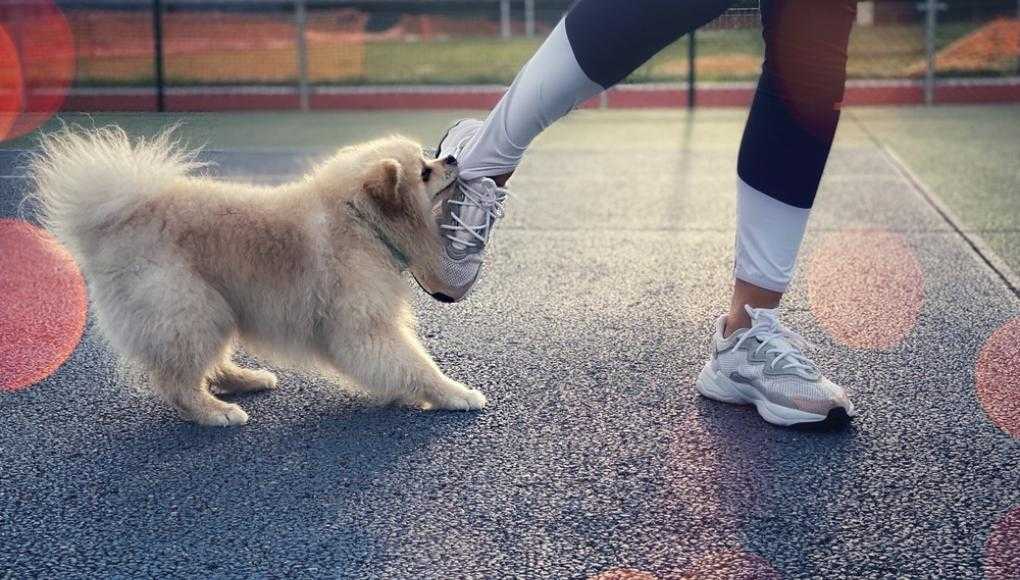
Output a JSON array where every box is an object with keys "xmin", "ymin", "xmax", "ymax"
[{"xmin": 0, "ymin": 112, "xmax": 1018, "ymax": 579}]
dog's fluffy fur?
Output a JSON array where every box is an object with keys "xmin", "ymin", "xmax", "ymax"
[{"xmin": 28, "ymin": 126, "xmax": 486, "ymax": 426}]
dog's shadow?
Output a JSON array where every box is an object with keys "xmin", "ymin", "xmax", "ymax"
[
  {"xmin": 78, "ymin": 382, "xmax": 486, "ymax": 569},
  {"xmin": 136, "ymin": 389, "xmax": 484, "ymax": 472}
]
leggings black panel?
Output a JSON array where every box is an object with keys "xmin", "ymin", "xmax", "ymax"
[
  {"xmin": 565, "ymin": 0, "xmax": 736, "ymax": 89},
  {"xmin": 563, "ymin": 0, "xmax": 857, "ymax": 209},
  {"xmin": 738, "ymin": 0, "xmax": 857, "ymax": 209}
]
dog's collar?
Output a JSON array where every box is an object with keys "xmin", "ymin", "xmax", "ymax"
[{"xmin": 345, "ymin": 202, "xmax": 410, "ymax": 270}]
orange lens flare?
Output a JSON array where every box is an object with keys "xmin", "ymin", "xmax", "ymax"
[
  {"xmin": 679, "ymin": 550, "xmax": 780, "ymax": 580},
  {"xmin": 0, "ymin": 24, "xmax": 23, "ymax": 140},
  {"xmin": 0, "ymin": 219, "xmax": 87, "ymax": 392},
  {"xmin": 0, "ymin": 0, "xmax": 75, "ymax": 141},
  {"xmin": 808, "ymin": 231, "xmax": 924, "ymax": 351},
  {"xmin": 976, "ymin": 316, "xmax": 1020, "ymax": 439},
  {"xmin": 985, "ymin": 506, "xmax": 1020, "ymax": 580}
]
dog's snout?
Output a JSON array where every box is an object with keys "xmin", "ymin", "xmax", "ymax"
[{"xmin": 444, "ymin": 155, "xmax": 457, "ymax": 166}]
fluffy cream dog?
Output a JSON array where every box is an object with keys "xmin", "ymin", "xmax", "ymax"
[{"xmin": 28, "ymin": 127, "xmax": 486, "ymax": 426}]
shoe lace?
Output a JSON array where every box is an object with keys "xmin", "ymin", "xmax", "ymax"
[
  {"xmin": 440, "ymin": 177, "xmax": 509, "ymax": 248},
  {"xmin": 732, "ymin": 305, "xmax": 818, "ymax": 374}
]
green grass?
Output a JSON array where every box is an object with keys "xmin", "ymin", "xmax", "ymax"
[
  {"xmin": 71, "ymin": 21, "xmax": 1008, "ymax": 88},
  {"xmin": 357, "ymin": 38, "xmax": 542, "ymax": 85}
]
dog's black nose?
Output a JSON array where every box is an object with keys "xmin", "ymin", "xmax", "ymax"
[{"xmin": 444, "ymin": 155, "xmax": 457, "ymax": 166}]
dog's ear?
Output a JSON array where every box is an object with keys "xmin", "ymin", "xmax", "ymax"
[{"xmin": 363, "ymin": 158, "xmax": 407, "ymax": 218}]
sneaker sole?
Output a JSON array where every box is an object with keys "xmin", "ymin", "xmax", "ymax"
[
  {"xmin": 695, "ymin": 362, "xmax": 852, "ymax": 427},
  {"xmin": 411, "ymin": 273, "xmax": 475, "ymax": 304}
]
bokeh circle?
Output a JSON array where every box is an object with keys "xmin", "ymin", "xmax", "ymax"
[
  {"xmin": 680, "ymin": 550, "xmax": 779, "ymax": 580},
  {"xmin": 0, "ymin": 23, "xmax": 23, "ymax": 139},
  {"xmin": 985, "ymin": 506, "xmax": 1020, "ymax": 580},
  {"xmin": 0, "ymin": 0, "xmax": 75, "ymax": 141},
  {"xmin": 0, "ymin": 218, "xmax": 86, "ymax": 391},
  {"xmin": 808, "ymin": 231, "xmax": 924, "ymax": 350},
  {"xmin": 975, "ymin": 316, "xmax": 1020, "ymax": 438}
]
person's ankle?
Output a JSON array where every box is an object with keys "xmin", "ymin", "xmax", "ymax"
[
  {"xmin": 491, "ymin": 171, "xmax": 514, "ymax": 187},
  {"xmin": 723, "ymin": 279, "xmax": 784, "ymax": 338},
  {"xmin": 722, "ymin": 313, "xmax": 750, "ymax": 338}
]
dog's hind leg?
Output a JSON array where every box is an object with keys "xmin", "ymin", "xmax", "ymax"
[
  {"xmin": 208, "ymin": 349, "xmax": 279, "ymax": 394},
  {"xmin": 120, "ymin": 273, "xmax": 249, "ymax": 426},
  {"xmin": 146, "ymin": 337, "xmax": 251, "ymax": 427},
  {"xmin": 326, "ymin": 324, "xmax": 486, "ymax": 411},
  {"xmin": 153, "ymin": 370, "xmax": 249, "ymax": 427}
]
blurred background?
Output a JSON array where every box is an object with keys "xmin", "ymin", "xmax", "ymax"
[{"xmin": 0, "ymin": 0, "xmax": 1017, "ymax": 131}]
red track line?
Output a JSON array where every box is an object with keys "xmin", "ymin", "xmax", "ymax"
[{"xmin": 60, "ymin": 80, "xmax": 1020, "ymax": 112}]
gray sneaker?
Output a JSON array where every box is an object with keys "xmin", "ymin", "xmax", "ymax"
[
  {"xmin": 696, "ymin": 306, "xmax": 857, "ymax": 426},
  {"xmin": 414, "ymin": 119, "xmax": 510, "ymax": 303}
]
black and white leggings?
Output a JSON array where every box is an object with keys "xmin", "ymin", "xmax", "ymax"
[{"xmin": 457, "ymin": 0, "xmax": 858, "ymax": 292}]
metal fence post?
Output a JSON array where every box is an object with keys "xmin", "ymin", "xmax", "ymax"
[
  {"xmin": 525, "ymin": 0, "xmax": 535, "ymax": 38},
  {"xmin": 295, "ymin": 0, "xmax": 310, "ymax": 111},
  {"xmin": 152, "ymin": 0, "xmax": 165, "ymax": 112},
  {"xmin": 500, "ymin": 0, "xmax": 511, "ymax": 39},
  {"xmin": 687, "ymin": 30, "xmax": 696, "ymax": 110},
  {"xmin": 923, "ymin": 0, "xmax": 937, "ymax": 105}
]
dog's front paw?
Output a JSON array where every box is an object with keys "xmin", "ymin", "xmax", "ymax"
[
  {"xmin": 427, "ymin": 384, "xmax": 488, "ymax": 411},
  {"xmin": 192, "ymin": 402, "xmax": 250, "ymax": 427},
  {"xmin": 460, "ymin": 389, "xmax": 488, "ymax": 410}
]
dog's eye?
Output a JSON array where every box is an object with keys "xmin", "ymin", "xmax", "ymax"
[{"xmin": 421, "ymin": 166, "xmax": 432, "ymax": 182}]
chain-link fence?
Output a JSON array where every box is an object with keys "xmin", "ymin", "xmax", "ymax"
[{"xmin": 1, "ymin": 0, "xmax": 1017, "ymax": 111}]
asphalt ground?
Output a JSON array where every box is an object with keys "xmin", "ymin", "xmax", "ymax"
[{"xmin": 1, "ymin": 109, "xmax": 1018, "ymax": 579}]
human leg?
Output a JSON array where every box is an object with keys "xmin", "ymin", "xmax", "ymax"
[
  {"xmin": 726, "ymin": 0, "xmax": 858, "ymax": 333},
  {"xmin": 455, "ymin": 0, "xmax": 736, "ymax": 181},
  {"xmin": 418, "ymin": 0, "xmax": 736, "ymax": 302},
  {"xmin": 701, "ymin": 0, "xmax": 860, "ymax": 426}
]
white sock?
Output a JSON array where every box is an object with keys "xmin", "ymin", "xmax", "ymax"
[
  {"xmin": 733, "ymin": 177, "xmax": 812, "ymax": 293},
  {"xmin": 457, "ymin": 20, "xmax": 603, "ymax": 181}
]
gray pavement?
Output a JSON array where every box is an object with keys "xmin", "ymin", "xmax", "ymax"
[{"xmin": 1, "ymin": 113, "xmax": 1018, "ymax": 579}]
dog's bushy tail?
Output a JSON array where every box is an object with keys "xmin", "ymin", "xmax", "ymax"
[{"xmin": 26, "ymin": 125, "xmax": 205, "ymax": 253}]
